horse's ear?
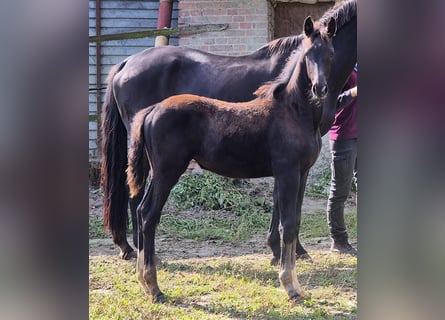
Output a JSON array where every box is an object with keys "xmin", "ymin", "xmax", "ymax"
[
  {"xmin": 303, "ymin": 16, "xmax": 314, "ymax": 37},
  {"xmin": 327, "ymin": 17, "xmax": 337, "ymax": 37},
  {"xmin": 273, "ymin": 82, "xmax": 287, "ymax": 99}
]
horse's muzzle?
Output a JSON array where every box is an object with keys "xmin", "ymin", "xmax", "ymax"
[{"xmin": 312, "ymin": 84, "xmax": 328, "ymax": 99}]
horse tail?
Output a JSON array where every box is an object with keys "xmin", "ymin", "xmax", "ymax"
[
  {"xmin": 127, "ymin": 106, "xmax": 156, "ymax": 198},
  {"xmin": 100, "ymin": 61, "xmax": 129, "ymax": 241}
]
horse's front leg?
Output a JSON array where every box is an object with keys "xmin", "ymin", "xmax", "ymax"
[
  {"xmin": 275, "ymin": 172, "xmax": 308, "ymax": 303},
  {"xmin": 295, "ymin": 170, "xmax": 312, "ymax": 261},
  {"xmin": 267, "ymin": 183, "xmax": 281, "ymax": 265},
  {"xmin": 268, "ymin": 182, "xmax": 310, "ymax": 265}
]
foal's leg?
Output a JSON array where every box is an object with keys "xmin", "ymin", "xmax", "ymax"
[
  {"xmin": 295, "ymin": 171, "xmax": 312, "ymax": 261},
  {"xmin": 267, "ymin": 183, "xmax": 281, "ymax": 265},
  {"xmin": 137, "ymin": 161, "xmax": 188, "ymax": 303},
  {"xmin": 137, "ymin": 178, "xmax": 169, "ymax": 303},
  {"xmin": 275, "ymin": 172, "xmax": 308, "ymax": 302},
  {"xmin": 268, "ymin": 184, "xmax": 310, "ymax": 265}
]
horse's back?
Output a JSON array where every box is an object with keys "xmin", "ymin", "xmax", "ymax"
[
  {"xmin": 112, "ymin": 45, "xmax": 280, "ymax": 123},
  {"xmin": 142, "ymin": 94, "xmax": 275, "ymax": 178}
]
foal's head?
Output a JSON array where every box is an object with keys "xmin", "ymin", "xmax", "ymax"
[
  {"xmin": 302, "ymin": 16, "xmax": 336, "ymax": 99},
  {"xmin": 254, "ymin": 16, "xmax": 337, "ymax": 102}
]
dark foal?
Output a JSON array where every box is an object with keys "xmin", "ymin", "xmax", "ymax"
[{"xmin": 127, "ymin": 16, "xmax": 336, "ymax": 303}]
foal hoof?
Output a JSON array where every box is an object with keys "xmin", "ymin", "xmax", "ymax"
[
  {"xmin": 290, "ymin": 291, "xmax": 310, "ymax": 304},
  {"xmin": 270, "ymin": 256, "xmax": 280, "ymax": 266},
  {"xmin": 289, "ymin": 289, "xmax": 311, "ymax": 304},
  {"xmin": 296, "ymin": 252, "xmax": 313, "ymax": 262},
  {"xmin": 119, "ymin": 249, "xmax": 137, "ymax": 260},
  {"xmin": 152, "ymin": 293, "xmax": 166, "ymax": 304},
  {"xmin": 290, "ymin": 294, "xmax": 305, "ymax": 304}
]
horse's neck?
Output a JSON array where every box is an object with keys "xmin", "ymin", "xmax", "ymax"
[
  {"xmin": 289, "ymin": 62, "xmax": 323, "ymax": 131},
  {"xmin": 249, "ymin": 42, "xmax": 300, "ymax": 75}
]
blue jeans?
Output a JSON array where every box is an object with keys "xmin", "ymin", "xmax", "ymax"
[{"xmin": 327, "ymin": 138, "xmax": 357, "ymax": 243}]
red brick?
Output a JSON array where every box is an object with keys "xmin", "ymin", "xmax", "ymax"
[
  {"xmin": 227, "ymin": 9, "xmax": 238, "ymax": 15},
  {"xmin": 178, "ymin": 0, "xmax": 269, "ymax": 56},
  {"xmin": 233, "ymin": 15, "xmax": 245, "ymax": 22}
]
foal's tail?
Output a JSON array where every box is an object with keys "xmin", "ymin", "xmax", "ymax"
[
  {"xmin": 100, "ymin": 62, "xmax": 128, "ymax": 242},
  {"xmin": 127, "ymin": 106, "xmax": 156, "ymax": 199}
]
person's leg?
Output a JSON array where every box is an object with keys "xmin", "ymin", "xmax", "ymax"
[{"xmin": 327, "ymin": 138, "xmax": 357, "ymax": 254}]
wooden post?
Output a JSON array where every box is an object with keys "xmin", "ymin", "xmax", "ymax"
[
  {"xmin": 88, "ymin": 24, "xmax": 228, "ymax": 43},
  {"xmin": 155, "ymin": 0, "xmax": 173, "ymax": 46}
]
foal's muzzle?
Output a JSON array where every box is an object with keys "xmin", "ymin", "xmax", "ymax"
[{"xmin": 312, "ymin": 83, "xmax": 328, "ymax": 99}]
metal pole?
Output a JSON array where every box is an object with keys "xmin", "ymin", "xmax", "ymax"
[{"xmin": 155, "ymin": 0, "xmax": 173, "ymax": 46}]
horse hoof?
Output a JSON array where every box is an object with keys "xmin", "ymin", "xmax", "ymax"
[
  {"xmin": 289, "ymin": 294, "xmax": 305, "ymax": 304},
  {"xmin": 270, "ymin": 257, "xmax": 279, "ymax": 266},
  {"xmin": 152, "ymin": 293, "xmax": 166, "ymax": 304},
  {"xmin": 120, "ymin": 249, "xmax": 137, "ymax": 260},
  {"xmin": 296, "ymin": 253, "xmax": 313, "ymax": 262},
  {"xmin": 290, "ymin": 290, "xmax": 310, "ymax": 304}
]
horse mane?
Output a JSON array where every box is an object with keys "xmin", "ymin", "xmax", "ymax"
[
  {"xmin": 264, "ymin": 35, "xmax": 304, "ymax": 56},
  {"xmin": 254, "ymin": 44, "xmax": 304, "ymax": 100},
  {"xmin": 319, "ymin": 0, "xmax": 356, "ymax": 30},
  {"xmin": 255, "ymin": 17, "xmax": 335, "ymax": 101}
]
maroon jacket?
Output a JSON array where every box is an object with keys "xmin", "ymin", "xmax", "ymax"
[{"xmin": 329, "ymin": 70, "xmax": 357, "ymax": 140}]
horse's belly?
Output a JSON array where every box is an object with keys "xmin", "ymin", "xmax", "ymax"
[{"xmin": 194, "ymin": 152, "xmax": 272, "ymax": 179}]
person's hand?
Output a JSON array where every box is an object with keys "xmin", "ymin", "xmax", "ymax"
[{"xmin": 350, "ymin": 86, "xmax": 357, "ymax": 97}]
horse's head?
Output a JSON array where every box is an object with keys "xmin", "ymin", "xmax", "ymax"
[{"xmin": 303, "ymin": 16, "xmax": 336, "ymax": 99}]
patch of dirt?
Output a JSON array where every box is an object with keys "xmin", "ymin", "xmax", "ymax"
[{"xmin": 89, "ymin": 178, "xmax": 356, "ymax": 260}]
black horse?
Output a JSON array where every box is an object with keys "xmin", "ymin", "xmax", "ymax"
[
  {"xmin": 101, "ymin": 0, "xmax": 357, "ymax": 260},
  {"xmin": 127, "ymin": 16, "xmax": 337, "ymax": 303}
]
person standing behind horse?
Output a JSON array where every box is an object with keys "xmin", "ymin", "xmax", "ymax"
[{"xmin": 327, "ymin": 64, "xmax": 358, "ymax": 255}]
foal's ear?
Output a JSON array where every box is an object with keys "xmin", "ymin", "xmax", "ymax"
[
  {"xmin": 327, "ymin": 17, "xmax": 337, "ymax": 37},
  {"xmin": 273, "ymin": 82, "xmax": 287, "ymax": 99},
  {"xmin": 303, "ymin": 16, "xmax": 314, "ymax": 37}
]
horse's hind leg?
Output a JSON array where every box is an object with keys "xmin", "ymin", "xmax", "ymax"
[
  {"xmin": 136, "ymin": 179, "xmax": 166, "ymax": 302},
  {"xmin": 137, "ymin": 163, "xmax": 188, "ymax": 303},
  {"xmin": 129, "ymin": 157, "xmax": 149, "ymax": 249},
  {"xmin": 114, "ymin": 224, "xmax": 136, "ymax": 260},
  {"xmin": 129, "ymin": 192, "xmax": 143, "ymax": 248}
]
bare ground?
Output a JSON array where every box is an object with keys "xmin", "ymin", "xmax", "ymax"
[{"xmin": 89, "ymin": 178, "xmax": 356, "ymax": 260}]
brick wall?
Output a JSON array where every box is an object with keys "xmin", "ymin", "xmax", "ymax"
[{"xmin": 178, "ymin": 0, "xmax": 271, "ymax": 56}]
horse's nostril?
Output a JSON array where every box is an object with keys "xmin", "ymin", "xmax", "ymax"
[
  {"xmin": 313, "ymin": 84, "xmax": 328, "ymax": 97},
  {"xmin": 321, "ymin": 85, "xmax": 327, "ymax": 96}
]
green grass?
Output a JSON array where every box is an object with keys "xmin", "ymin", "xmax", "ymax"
[
  {"xmin": 89, "ymin": 215, "xmax": 110, "ymax": 238},
  {"xmin": 305, "ymin": 167, "xmax": 331, "ymax": 197},
  {"xmin": 168, "ymin": 173, "xmax": 255, "ymax": 211},
  {"xmin": 89, "ymin": 172, "xmax": 357, "ymax": 242},
  {"xmin": 300, "ymin": 209, "xmax": 357, "ymax": 240},
  {"xmin": 89, "ymin": 172, "xmax": 357, "ymax": 319},
  {"xmin": 89, "ymin": 252, "xmax": 357, "ymax": 319}
]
